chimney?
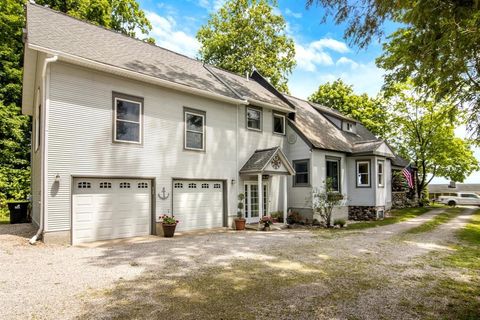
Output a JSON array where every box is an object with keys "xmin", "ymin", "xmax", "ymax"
[{"xmin": 448, "ymin": 181, "xmax": 456, "ymax": 188}]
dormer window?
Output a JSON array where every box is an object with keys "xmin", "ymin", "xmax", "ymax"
[{"xmin": 346, "ymin": 122, "xmax": 353, "ymax": 132}]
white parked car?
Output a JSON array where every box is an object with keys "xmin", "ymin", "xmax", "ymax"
[{"xmin": 437, "ymin": 193, "xmax": 480, "ymax": 206}]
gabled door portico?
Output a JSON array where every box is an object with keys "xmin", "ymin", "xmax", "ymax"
[{"xmin": 239, "ymin": 147, "xmax": 295, "ymax": 224}]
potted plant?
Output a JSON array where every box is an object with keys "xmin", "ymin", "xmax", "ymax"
[
  {"xmin": 261, "ymin": 216, "xmax": 273, "ymax": 231},
  {"xmin": 159, "ymin": 214, "xmax": 179, "ymax": 237},
  {"xmin": 235, "ymin": 193, "xmax": 246, "ymax": 230}
]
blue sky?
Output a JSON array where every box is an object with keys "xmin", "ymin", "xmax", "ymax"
[{"xmin": 137, "ymin": 0, "xmax": 480, "ymax": 184}]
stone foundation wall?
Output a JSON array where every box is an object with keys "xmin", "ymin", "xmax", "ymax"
[
  {"xmin": 348, "ymin": 206, "xmax": 386, "ymax": 221},
  {"xmin": 392, "ymin": 191, "xmax": 417, "ymax": 209}
]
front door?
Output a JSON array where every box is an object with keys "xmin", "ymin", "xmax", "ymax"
[{"xmin": 244, "ymin": 182, "xmax": 268, "ymax": 223}]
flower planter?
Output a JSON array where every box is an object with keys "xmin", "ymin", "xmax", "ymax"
[
  {"xmin": 162, "ymin": 223, "xmax": 177, "ymax": 237},
  {"xmin": 234, "ymin": 218, "xmax": 246, "ymax": 230}
]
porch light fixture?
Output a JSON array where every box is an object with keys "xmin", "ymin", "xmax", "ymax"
[
  {"xmin": 54, "ymin": 173, "xmax": 61, "ymax": 183},
  {"xmin": 231, "ymin": 179, "xmax": 236, "ymax": 185}
]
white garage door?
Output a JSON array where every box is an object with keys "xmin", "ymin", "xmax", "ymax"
[
  {"xmin": 172, "ymin": 180, "xmax": 224, "ymax": 232},
  {"xmin": 72, "ymin": 178, "xmax": 151, "ymax": 244}
]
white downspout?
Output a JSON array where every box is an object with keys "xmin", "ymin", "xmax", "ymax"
[{"xmin": 30, "ymin": 55, "xmax": 58, "ymax": 245}]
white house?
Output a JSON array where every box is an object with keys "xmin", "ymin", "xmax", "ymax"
[{"xmin": 22, "ymin": 3, "xmax": 396, "ymax": 245}]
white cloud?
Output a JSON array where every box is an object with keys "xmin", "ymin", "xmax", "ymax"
[
  {"xmin": 295, "ymin": 43, "xmax": 334, "ymax": 71},
  {"xmin": 310, "ymin": 38, "xmax": 349, "ymax": 53},
  {"xmin": 284, "ymin": 8, "xmax": 302, "ymax": 19},
  {"xmin": 336, "ymin": 57, "xmax": 359, "ymax": 69},
  {"xmin": 294, "ymin": 38, "xmax": 349, "ymax": 72},
  {"xmin": 146, "ymin": 11, "xmax": 200, "ymax": 58}
]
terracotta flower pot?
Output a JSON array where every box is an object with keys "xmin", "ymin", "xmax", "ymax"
[
  {"xmin": 235, "ymin": 218, "xmax": 246, "ymax": 230},
  {"xmin": 162, "ymin": 223, "xmax": 177, "ymax": 237}
]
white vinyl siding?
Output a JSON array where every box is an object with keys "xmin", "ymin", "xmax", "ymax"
[{"xmin": 46, "ymin": 62, "xmax": 239, "ymax": 232}]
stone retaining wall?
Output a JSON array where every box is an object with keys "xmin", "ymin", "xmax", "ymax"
[{"xmin": 348, "ymin": 206, "xmax": 386, "ymax": 221}]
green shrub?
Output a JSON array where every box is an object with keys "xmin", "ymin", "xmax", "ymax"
[{"xmin": 333, "ymin": 218, "xmax": 346, "ymax": 227}]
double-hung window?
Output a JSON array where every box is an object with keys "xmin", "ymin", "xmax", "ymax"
[
  {"xmin": 356, "ymin": 160, "xmax": 371, "ymax": 187},
  {"xmin": 377, "ymin": 160, "xmax": 384, "ymax": 187},
  {"xmin": 113, "ymin": 93, "xmax": 143, "ymax": 144},
  {"xmin": 293, "ymin": 159, "xmax": 310, "ymax": 187},
  {"xmin": 273, "ymin": 113, "xmax": 285, "ymax": 135},
  {"xmin": 184, "ymin": 108, "xmax": 205, "ymax": 151},
  {"xmin": 326, "ymin": 157, "xmax": 340, "ymax": 192},
  {"xmin": 246, "ymin": 107, "xmax": 262, "ymax": 131}
]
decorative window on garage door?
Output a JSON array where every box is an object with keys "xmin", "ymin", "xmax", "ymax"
[
  {"xmin": 138, "ymin": 182, "xmax": 148, "ymax": 188},
  {"xmin": 214, "ymin": 183, "xmax": 221, "ymax": 189},
  {"xmin": 99, "ymin": 182, "xmax": 112, "ymax": 189},
  {"xmin": 174, "ymin": 182, "xmax": 183, "ymax": 188},
  {"xmin": 120, "ymin": 182, "xmax": 131, "ymax": 189},
  {"xmin": 188, "ymin": 183, "xmax": 197, "ymax": 188},
  {"xmin": 78, "ymin": 181, "xmax": 91, "ymax": 189},
  {"xmin": 201, "ymin": 183, "xmax": 209, "ymax": 188}
]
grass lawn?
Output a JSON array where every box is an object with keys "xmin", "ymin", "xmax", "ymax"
[
  {"xmin": 344, "ymin": 206, "xmax": 431, "ymax": 231},
  {"xmin": 421, "ymin": 209, "xmax": 480, "ymax": 319},
  {"xmin": 404, "ymin": 207, "xmax": 463, "ymax": 234}
]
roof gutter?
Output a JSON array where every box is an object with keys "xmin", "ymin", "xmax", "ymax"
[
  {"xmin": 28, "ymin": 44, "xmax": 249, "ymax": 106},
  {"xmin": 30, "ymin": 54, "xmax": 58, "ymax": 245}
]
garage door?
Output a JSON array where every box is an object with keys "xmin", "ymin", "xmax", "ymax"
[
  {"xmin": 172, "ymin": 180, "xmax": 224, "ymax": 232},
  {"xmin": 72, "ymin": 178, "xmax": 151, "ymax": 244}
]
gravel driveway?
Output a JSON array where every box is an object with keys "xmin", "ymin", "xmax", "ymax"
[{"xmin": 0, "ymin": 207, "xmax": 476, "ymax": 320}]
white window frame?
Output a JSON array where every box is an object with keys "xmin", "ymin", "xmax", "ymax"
[
  {"xmin": 377, "ymin": 160, "xmax": 384, "ymax": 187},
  {"xmin": 273, "ymin": 113, "xmax": 286, "ymax": 135},
  {"xmin": 113, "ymin": 97, "xmax": 143, "ymax": 144},
  {"xmin": 356, "ymin": 160, "xmax": 371, "ymax": 187},
  {"xmin": 246, "ymin": 107, "xmax": 262, "ymax": 131},
  {"xmin": 184, "ymin": 111, "xmax": 206, "ymax": 151}
]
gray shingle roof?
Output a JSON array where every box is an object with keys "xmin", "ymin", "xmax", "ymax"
[
  {"xmin": 391, "ymin": 154, "xmax": 410, "ymax": 168},
  {"xmin": 207, "ymin": 66, "xmax": 292, "ymax": 110},
  {"xmin": 240, "ymin": 147, "xmax": 279, "ymax": 173},
  {"xmin": 26, "ymin": 3, "xmax": 294, "ymax": 109},
  {"xmin": 285, "ymin": 95, "xmax": 393, "ymax": 156},
  {"xmin": 286, "ymin": 95, "xmax": 354, "ymax": 152}
]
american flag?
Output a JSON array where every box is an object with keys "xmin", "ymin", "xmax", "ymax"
[{"xmin": 402, "ymin": 165, "xmax": 414, "ymax": 189}]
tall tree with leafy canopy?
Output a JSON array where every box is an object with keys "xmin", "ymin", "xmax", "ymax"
[
  {"xmin": 386, "ymin": 83, "xmax": 479, "ymax": 201},
  {"xmin": 0, "ymin": 0, "xmax": 152, "ymax": 211},
  {"xmin": 196, "ymin": 0, "xmax": 296, "ymax": 93},
  {"xmin": 35, "ymin": 0, "xmax": 152, "ymax": 38},
  {"xmin": 306, "ymin": 0, "xmax": 480, "ymax": 141},
  {"xmin": 308, "ymin": 79, "xmax": 391, "ymax": 139}
]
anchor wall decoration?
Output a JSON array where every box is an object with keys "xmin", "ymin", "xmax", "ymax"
[{"xmin": 157, "ymin": 187, "xmax": 170, "ymax": 200}]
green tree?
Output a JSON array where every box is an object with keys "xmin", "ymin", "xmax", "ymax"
[
  {"xmin": 306, "ymin": 0, "xmax": 480, "ymax": 141},
  {"xmin": 196, "ymin": 0, "xmax": 296, "ymax": 93},
  {"xmin": 308, "ymin": 79, "xmax": 391, "ymax": 139},
  {"xmin": 0, "ymin": 0, "xmax": 152, "ymax": 209},
  {"xmin": 35, "ymin": 0, "xmax": 152, "ymax": 38},
  {"xmin": 386, "ymin": 83, "xmax": 479, "ymax": 201}
]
